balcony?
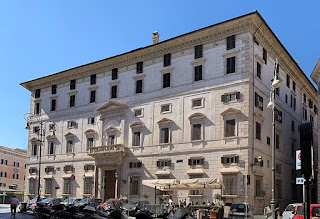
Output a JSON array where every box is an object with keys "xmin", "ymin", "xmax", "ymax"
[{"xmin": 88, "ymin": 144, "xmax": 126, "ymax": 159}]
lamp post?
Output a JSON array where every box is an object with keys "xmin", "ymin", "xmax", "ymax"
[
  {"xmin": 24, "ymin": 113, "xmax": 56, "ymax": 201},
  {"xmin": 267, "ymin": 59, "xmax": 281, "ymax": 219}
]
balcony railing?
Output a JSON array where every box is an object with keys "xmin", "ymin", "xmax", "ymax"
[{"xmin": 88, "ymin": 144, "xmax": 126, "ymax": 158}]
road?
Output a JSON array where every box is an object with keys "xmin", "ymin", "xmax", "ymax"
[{"xmin": 0, "ymin": 204, "xmax": 36, "ymax": 219}]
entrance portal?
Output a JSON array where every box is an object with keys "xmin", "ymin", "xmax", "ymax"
[{"xmin": 104, "ymin": 170, "xmax": 115, "ymax": 200}]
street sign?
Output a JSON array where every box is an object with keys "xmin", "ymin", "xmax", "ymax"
[
  {"xmin": 29, "ymin": 177, "xmax": 35, "ymax": 183},
  {"xmin": 71, "ymin": 174, "xmax": 75, "ymax": 181},
  {"xmin": 296, "ymin": 177, "xmax": 304, "ymax": 185},
  {"xmin": 296, "ymin": 150, "xmax": 301, "ymax": 170}
]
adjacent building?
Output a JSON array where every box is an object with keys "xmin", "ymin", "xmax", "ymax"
[
  {"xmin": 21, "ymin": 11, "xmax": 318, "ymax": 213},
  {"xmin": 0, "ymin": 145, "xmax": 27, "ymax": 202}
]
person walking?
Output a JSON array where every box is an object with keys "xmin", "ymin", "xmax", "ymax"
[{"xmin": 10, "ymin": 195, "xmax": 20, "ymax": 217}]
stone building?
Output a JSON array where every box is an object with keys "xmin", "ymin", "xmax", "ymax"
[
  {"xmin": 0, "ymin": 145, "xmax": 27, "ymax": 202},
  {"xmin": 21, "ymin": 11, "xmax": 318, "ymax": 213}
]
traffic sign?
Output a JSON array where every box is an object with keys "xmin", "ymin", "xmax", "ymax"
[
  {"xmin": 296, "ymin": 177, "xmax": 304, "ymax": 185},
  {"xmin": 71, "ymin": 174, "xmax": 75, "ymax": 181},
  {"xmin": 29, "ymin": 177, "xmax": 35, "ymax": 183},
  {"xmin": 296, "ymin": 150, "xmax": 301, "ymax": 170}
]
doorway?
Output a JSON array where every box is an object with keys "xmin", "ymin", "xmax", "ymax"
[{"xmin": 104, "ymin": 170, "xmax": 115, "ymax": 201}]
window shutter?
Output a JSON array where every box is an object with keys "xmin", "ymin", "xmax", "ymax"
[
  {"xmin": 129, "ymin": 162, "xmax": 133, "ymax": 168},
  {"xmin": 200, "ymin": 158, "xmax": 204, "ymax": 165},
  {"xmin": 235, "ymin": 155, "xmax": 239, "ymax": 163},
  {"xmin": 73, "ymin": 167, "xmax": 75, "ymax": 173},
  {"xmin": 45, "ymin": 168, "xmax": 47, "ymax": 173},
  {"xmin": 255, "ymin": 93, "xmax": 258, "ymax": 107},
  {"xmin": 138, "ymin": 161, "xmax": 142, "ymax": 168},
  {"xmin": 188, "ymin": 159, "xmax": 191, "ymax": 166},
  {"xmin": 29, "ymin": 169, "xmax": 32, "ymax": 174},
  {"xmin": 221, "ymin": 157, "xmax": 225, "ymax": 164},
  {"xmin": 63, "ymin": 166, "xmax": 66, "ymax": 172},
  {"xmin": 156, "ymin": 161, "xmax": 160, "ymax": 167},
  {"xmin": 236, "ymin": 92, "xmax": 240, "ymax": 100},
  {"xmin": 168, "ymin": 160, "xmax": 171, "ymax": 167},
  {"xmin": 221, "ymin": 95, "xmax": 226, "ymax": 102}
]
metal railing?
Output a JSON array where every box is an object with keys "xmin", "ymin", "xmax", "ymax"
[{"xmin": 89, "ymin": 144, "xmax": 125, "ymax": 154}]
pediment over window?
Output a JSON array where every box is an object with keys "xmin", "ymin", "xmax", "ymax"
[
  {"xmin": 130, "ymin": 122, "xmax": 145, "ymax": 129},
  {"xmin": 105, "ymin": 126, "xmax": 118, "ymax": 133},
  {"xmin": 84, "ymin": 129, "xmax": 96, "ymax": 135},
  {"xmin": 30, "ymin": 137, "xmax": 38, "ymax": 142},
  {"xmin": 220, "ymin": 108, "xmax": 241, "ymax": 116},
  {"xmin": 64, "ymin": 132, "xmax": 76, "ymax": 138},
  {"xmin": 97, "ymin": 100, "xmax": 128, "ymax": 113},
  {"xmin": 46, "ymin": 134, "xmax": 57, "ymax": 140},
  {"xmin": 157, "ymin": 118, "xmax": 174, "ymax": 125},
  {"xmin": 188, "ymin": 113, "xmax": 206, "ymax": 121}
]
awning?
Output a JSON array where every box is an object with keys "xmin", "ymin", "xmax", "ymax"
[
  {"xmin": 84, "ymin": 172, "xmax": 94, "ymax": 178},
  {"xmin": 180, "ymin": 178, "xmax": 223, "ymax": 189},
  {"xmin": 186, "ymin": 169, "xmax": 205, "ymax": 175},
  {"xmin": 62, "ymin": 174, "xmax": 72, "ymax": 179},
  {"xmin": 220, "ymin": 167, "xmax": 240, "ymax": 174},
  {"xmin": 43, "ymin": 175, "xmax": 53, "ymax": 179},
  {"xmin": 155, "ymin": 170, "xmax": 171, "ymax": 176},
  {"xmin": 142, "ymin": 179, "xmax": 180, "ymax": 191}
]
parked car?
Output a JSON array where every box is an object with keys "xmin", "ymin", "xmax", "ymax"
[
  {"xmin": 283, "ymin": 203, "xmax": 303, "ymax": 219},
  {"xmin": 62, "ymin": 197, "xmax": 81, "ymax": 205},
  {"xmin": 28, "ymin": 197, "xmax": 45, "ymax": 210},
  {"xmin": 122, "ymin": 200, "xmax": 150, "ymax": 217},
  {"xmin": 39, "ymin": 198, "xmax": 63, "ymax": 206},
  {"xmin": 74, "ymin": 198, "xmax": 102, "ymax": 207},
  {"xmin": 97, "ymin": 198, "xmax": 122, "ymax": 210},
  {"xmin": 228, "ymin": 203, "xmax": 253, "ymax": 218},
  {"xmin": 293, "ymin": 204, "xmax": 320, "ymax": 219}
]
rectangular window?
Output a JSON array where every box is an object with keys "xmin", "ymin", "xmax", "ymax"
[
  {"xmin": 303, "ymin": 108, "xmax": 308, "ymax": 120},
  {"xmin": 257, "ymin": 62, "xmax": 261, "ymax": 79},
  {"xmin": 64, "ymin": 165, "xmax": 74, "ymax": 172},
  {"xmin": 51, "ymin": 85, "xmax": 57, "ymax": 94},
  {"xmin": 314, "ymin": 106, "xmax": 318, "ymax": 115},
  {"xmin": 51, "ymin": 99, "xmax": 56, "ymax": 111},
  {"xmin": 29, "ymin": 183, "xmax": 35, "ymax": 194},
  {"xmin": 45, "ymin": 179, "xmax": 52, "ymax": 194},
  {"xmin": 66, "ymin": 140, "xmax": 73, "ymax": 153},
  {"xmin": 275, "ymin": 108, "xmax": 282, "ymax": 123},
  {"xmin": 255, "ymin": 93, "xmax": 263, "ymax": 110},
  {"xmin": 309, "ymin": 99, "xmax": 313, "ymax": 109},
  {"xmin": 69, "ymin": 95, "xmax": 75, "ymax": 107},
  {"xmin": 14, "ymin": 162, "xmax": 19, "ymax": 168},
  {"xmin": 263, "ymin": 48, "xmax": 267, "ymax": 64},
  {"xmin": 67, "ymin": 121, "xmax": 76, "ymax": 128},
  {"xmin": 310, "ymin": 115, "xmax": 314, "ymax": 123},
  {"xmin": 163, "ymin": 73, "xmax": 171, "ymax": 88},
  {"xmin": 160, "ymin": 128, "xmax": 170, "ymax": 144},
  {"xmin": 276, "ymin": 134, "xmax": 280, "ymax": 149},
  {"xmin": 129, "ymin": 161, "xmax": 142, "ymax": 168},
  {"xmin": 286, "ymin": 74, "xmax": 290, "ymax": 88},
  {"xmin": 157, "ymin": 160, "xmax": 171, "ymax": 167},
  {"xmin": 221, "ymin": 92, "xmax": 240, "ymax": 102},
  {"xmin": 33, "ymin": 126, "xmax": 39, "ymax": 134},
  {"xmin": 303, "ymin": 94, "xmax": 306, "ymax": 103},
  {"xmin": 130, "ymin": 176, "xmax": 139, "ymax": 195},
  {"xmin": 90, "ymin": 90, "xmax": 96, "ymax": 103},
  {"xmin": 32, "ymin": 144, "xmax": 38, "ymax": 156},
  {"xmin": 132, "ymin": 132, "xmax": 141, "ymax": 146},
  {"xmin": 195, "ymin": 44, "xmax": 203, "ymax": 59},
  {"xmin": 292, "ymin": 81, "xmax": 296, "ymax": 91},
  {"xmin": 225, "ymin": 119, "xmax": 235, "ymax": 137},
  {"xmin": 111, "ymin": 85, "xmax": 117, "ymax": 98},
  {"xmin": 29, "ymin": 168, "xmax": 38, "ymax": 174},
  {"xmin": 112, "ymin": 68, "xmax": 118, "ymax": 80},
  {"xmin": 84, "ymin": 165, "xmax": 94, "ymax": 171},
  {"xmin": 136, "ymin": 61, "xmax": 143, "ymax": 73},
  {"xmin": 275, "ymin": 87, "xmax": 280, "ymax": 96},
  {"xmin": 285, "ymin": 94, "xmax": 288, "ymax": 104},
  {"xmin": 194, "ymin": 65, "xmax": 203, "ymax": 81},
  {"xmin": 226, "ymin": 35, "xmax": 236, "ymax": 50},
  {"xmin": 13, "ymin": 173, "xmax": 19, "ymax": 179},
  {"xmin": 70, "ymin": 79, "xmax": 76, "ymax": 90},
  {"xmin": 293, "ymin": 97, "xmax": 296, "ymax": 111},
  {"xmin": 192, "ymin": 98, "xmax": 203, "ymax": 108},
  {"xmin": 255, "ymin": 177, "xmax": 262, "ymax": 197},
  {"xmin": 45, "ymin": 166, "xmax": 54, "ymax": 173},
  {"xmin": 90, "ymin": 74, "xmax": 96, "ymax": 85},
  {"xmin": 48, "ymin": 142, "xmax": 54, "ymax": 155},
  {"xmin": 163, "ymin": 53, "xmax": 171, "ymax": 67},
  {"xmin": 84, "ymin": 178, "xmax": 93, "ymax": 194},
  {"xmin": 192, "ymin": 124, "xmax": 202, "ymax": 141},
  {"xmin": 108, "ymin": 135, "xmax": 115, "ymax": 145},
  {"xmin": 256, "ymin": 122, "xmax": 261, "ymax": 140},
  {"xmin": 63, "ymin": 179, "xmax": 71, "ymax": 194},
  {"xmin": 221, "ymin": 155, "xmax": 239, "ymax": 164},
  {"xmin": 88, "ymin": 117, "xmax": 95, "ymax": 124},
  {"xmin": 35, "ymin": 102, "xmax": 40, "ymax": 115},
  {"xmin": 161, "ymin": 104, "xmax": 170, "ymax": 113},
  {"xmin": 136, "ymin": 80, "xmax": 143, "ymax": 94},
  {"xmin": 134, "ymin": 109, "xmax": 142, "ymax": 117},
  {"xmin": 226, "ymin": 56, "xmax": 235, "ymax": 74},
  {"xmin": 87, "ymin": 137, "xmax": 94, "ymax": 151},
  {"xmin": 35, "ymin": 89, "xmax": 41, "ymax": 98},
  {"xmin": 291, "ymin": 121, "xmax": 295, "ymax": 133},
  {"xmin": 223, "ymin": 175, "xmax": 237, "ymax": 195}
]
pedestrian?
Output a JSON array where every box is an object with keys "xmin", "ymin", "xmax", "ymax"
[
  {"xmin": 183, "ymin": 199, "xmax": 187, "ymax": 207},
  {"xmin": 10, "ymin": 195, "xmax": 20, "ymax": 217},
  {"xmin": 168, "ymin": 196, "xmax": 173, "ymax": 206}
]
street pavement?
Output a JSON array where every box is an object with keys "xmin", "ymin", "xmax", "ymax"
[{"xmin": 0, "ymin": 204, "xmax": 36, "ymax": 219}]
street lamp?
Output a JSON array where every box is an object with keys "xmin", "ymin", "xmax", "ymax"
[
  {"xmin": 267, "ymin": 59, "xmax": 281, "ymax": 219},
  {"xmin": 24, "ymin": 113, "xmax": 57, "ymax": 201}
]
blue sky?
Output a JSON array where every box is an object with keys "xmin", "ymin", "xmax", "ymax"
[{"xmin": 0, "ymin": 1, "xmax": 319, "ymax": 150}]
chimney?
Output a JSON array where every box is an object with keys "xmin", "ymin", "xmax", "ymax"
[{"xmin": 152, "ymin": 31, "xmax": 159, "ymax": 44}]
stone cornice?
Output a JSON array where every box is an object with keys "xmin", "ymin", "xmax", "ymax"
[
  {"xmin": 20, "ymin": 13, "xmax": 254, "ymax": 91},
  {"xmin": 311, "ymin": 58, "xmax": 320, "ymax": 84}
]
